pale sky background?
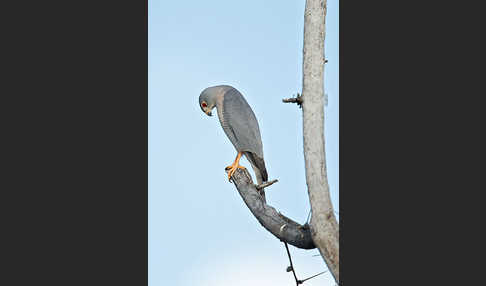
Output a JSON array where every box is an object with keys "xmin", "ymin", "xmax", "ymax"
[{"xmin": 148, "ymin": 1, "xmax": 339, "ymax": 285}]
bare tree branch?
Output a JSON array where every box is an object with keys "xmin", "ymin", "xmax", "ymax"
[
  {"xmin": 301, "ymin": 0, "xmax": 339, "ymax": 283},
  {"xmin": 283, "ymin": 242, "xmax": 301, "ymax": 285},
  {"xmin": 256, "ymin": 179, "xmax": 278, "ymax": 190},
  {"xmin": 282, "ymin": 94, "xmax": 303, "ymax": 108},
  {"xmin": 284, "ymin": 241, "xmax": 327, "ymax": 285},
  {"xmin": 228, "ymin": 168, "xmax": 315, "ymax": 249}
]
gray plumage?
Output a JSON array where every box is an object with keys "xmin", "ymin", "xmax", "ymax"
[{"xmin": 199, "ymin": 85, "xmax": 268, "ymax": 185}]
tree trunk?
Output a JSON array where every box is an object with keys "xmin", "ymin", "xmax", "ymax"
[{"xmin": 301, "ymin": 0, "xmax": 339, "ymax": 283}]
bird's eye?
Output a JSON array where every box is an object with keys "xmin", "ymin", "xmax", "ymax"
[{"xmin": 202, "ymin": 102, "xmax": 207, "ymax": 108}]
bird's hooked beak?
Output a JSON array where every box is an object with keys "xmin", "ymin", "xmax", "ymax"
[{"xmin": 205, "ymin": 110, "xmax": 212, "ymax": 116}]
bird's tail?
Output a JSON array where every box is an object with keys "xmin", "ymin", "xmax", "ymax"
[{"xmin": 245, "ymin": 152, "xmax": 268, "ymax": 202}]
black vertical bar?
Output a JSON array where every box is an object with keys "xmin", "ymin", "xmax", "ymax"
[{"xmin": 2, "ymin": 1, "xmax": 148, "ymax": 285}]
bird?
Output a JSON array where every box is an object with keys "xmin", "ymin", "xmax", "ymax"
[{"xmin": 198, "ymin": 85, "xmax": 268, "ymax": 187}]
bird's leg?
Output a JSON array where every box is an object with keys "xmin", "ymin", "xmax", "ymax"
[{"xmin": 225, "ymin": 151, "xmax": 246, "ymax": 181}]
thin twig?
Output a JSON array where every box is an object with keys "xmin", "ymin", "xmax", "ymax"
[
  {"xmin": 283, "ymin": 241, "xmax": 301, "ymax": 285},
  {"xmin": 284, "ymin": 242, "xmax": 327, "ymax": 285},
  {"xmin": 301, "ymin": 271, "xmax": 327, "ymax": 283},
  {"xmin": 282, "ymin": 93, "xmax": 303, "ymax": 108},
  {"xmin": 256, "ymin": 179, "xmax": 278, "ymax": 190},
  {"xmin": 282, "ymin": 97, "xmax": 302, "ymax": 104},
  {"xmin": 305, "ymin": 209, "xmax": 311, "ymax": 224}
]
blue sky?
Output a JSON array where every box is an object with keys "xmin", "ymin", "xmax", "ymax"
[{"xmin": 149, "ymin": 1, "xmax": 338, "ymax": 285}]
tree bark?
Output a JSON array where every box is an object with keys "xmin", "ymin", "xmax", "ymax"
[
  {"xmin": 301, "ymin": 0, "xmax": 339, "ymax": 283},
  {"xmin": 228, "ymin": 168, "xmax": 315, "ymax": 249}
]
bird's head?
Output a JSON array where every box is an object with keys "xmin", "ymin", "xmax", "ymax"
[{"xmin": 199, "ymin": 87, "xmax": 219, "ymax": 117}]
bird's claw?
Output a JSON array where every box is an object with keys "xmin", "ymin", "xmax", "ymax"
[{"xmin": 225, "ymin": 164, "xmax": 246, "ymax": 181}]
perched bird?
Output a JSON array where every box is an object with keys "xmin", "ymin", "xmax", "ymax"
[{"xmin": 199, "ymin": 85, "xmax": 268, "ymax": 186}]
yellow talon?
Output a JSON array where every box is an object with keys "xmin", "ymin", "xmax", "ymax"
[{"xmin": 225, "ymin": 151, "xmax": 246, "ymax": 181}]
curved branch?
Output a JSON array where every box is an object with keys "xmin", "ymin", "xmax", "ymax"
[{"xmin": 228, "ymin": 168, "xmax": 315, "ymax": 249}]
